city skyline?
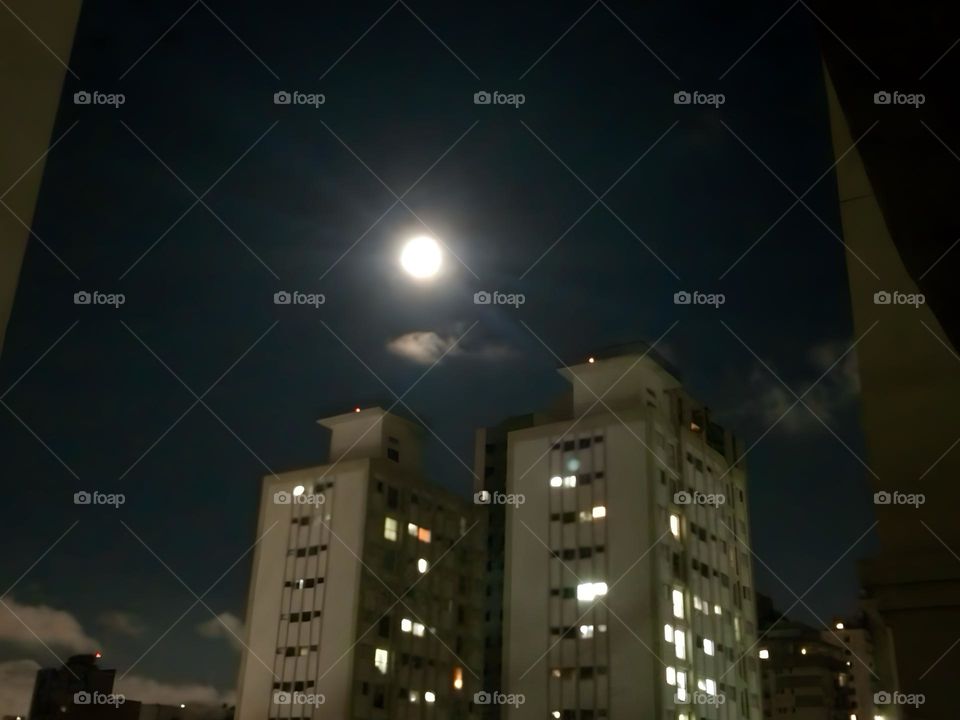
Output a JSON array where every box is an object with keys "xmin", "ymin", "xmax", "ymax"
[{"xmin": 0, "ymin": 0, "xmax": 923, "ymax": 714}]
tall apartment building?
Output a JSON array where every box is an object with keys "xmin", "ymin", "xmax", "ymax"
[
  {"xmin": 822, "ymin": 619, "xmax": 878, "ymax": 720},
  {"xmin": 235, "ymin": 407, "xmax": 486, "ymax": 720},
  {"xmin": 500, "ymin": 347, "xmax": 762, "ymax": 720},
  {"xmin": 757, "ymin": 620, "xmax": 852, "ymax": 720}
]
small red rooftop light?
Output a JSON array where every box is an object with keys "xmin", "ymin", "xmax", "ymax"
[
  {"xmin": 587, "ymin": 357, "xmax": 596, "ymax": 364},
  {"xmin": 94, "ymin": 651, "xmax": 102, "ymax": 659},
  {"xmin": 354, "ymin": 407, "xmax": 361, "ymax": 413}
]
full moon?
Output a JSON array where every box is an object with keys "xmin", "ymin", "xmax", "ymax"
[{"xmin": 400, "ymin": 236, "xmax": 442, "ymax": 279}]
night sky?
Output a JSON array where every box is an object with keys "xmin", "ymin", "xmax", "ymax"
[{"xmin": 0, "ymin": 0, "xmax": 877, "ymax": 710}]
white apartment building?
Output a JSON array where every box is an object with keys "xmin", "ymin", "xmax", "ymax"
[
  {"xmin": 235, "ymin": 407, "xmax": 485, "ymax": 720},
  {"xmin": 502, "ymin": 349, "xmax": 762, "ymax": 720}
]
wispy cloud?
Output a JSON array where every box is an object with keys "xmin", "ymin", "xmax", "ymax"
[
  {"xmin": 196, "ymin": 612, "xmax": 244, "ymax": 650},
  {"xmin": 739, "ymin": 340, "xmax": 861, "ymax": 434},
  {"xmin": 98, "ymin": 611, "xmax": 146, "ymax": 637},
  {"xmin": 0, "ymin": 597, "xmax": 99, "ymax": 651},
  {"xmin": 387, "ymin": 328, "xmax": 514, "ymax": 365}
]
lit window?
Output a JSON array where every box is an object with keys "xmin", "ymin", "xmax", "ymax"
[
  {"xmin": 679, "ymin": 715, "xmax": 689, "ymax": 720},
  {"xmin": 576, "ymin": 582, "xmax": 608, "ymax": 601},
  {"xmin": 734, "ymin": 616, "xmax": 741, "ymax": 641},
  {"xmin": 424, "ymin": 692, "xmax": 435, "ymax": 703},
  {"xmin": 417, "ymin": 558, "xmax": 428, "ymax": 574},
  {"xmin": 409, "ymin": 691, "xmax": 419, "ymax": 703},
  {"xmin": 705, "ymin": 678, "xmax": 716, "ymax": 695},
  {"xmin": 293, "ymin": 485, "xmax": 305, "ymax": 496},
  {"xmin": 592, "ymin": 506, "xmax": 606, "ymax": 518},
  {"xmin": 693, "ymin": 596, "xmax": 702, "ymax": 611},
  {"xmin": 675, "ymin": 687, "xmax": 688, "ymax": 702},
  {"xmin": 672, "ymin": 589, "xmax": 684, "ymax": 619},
  {"xmin": 675, "ymin": 629, "xmax": 686, "ymax": 659},
  {"xmin": 413, "ymin": 622, "xmax": 425, "ymax": 637},
  {"xmin": 713, "ymin": 604, "xmax": 722, "ymax": 615},
  {"xmin": 759, "ymin": 649, "xmax": 769, "ymax": 660},
  {"xmin": 580, "ymin": 624, "xmax": 594, "ymax": 638},
  {"xmin": 836, "ymin": 622, "xmax": 845, "ymax": 630},
  {"xmin": 453, "ymin": 667, "xmax": 463, "ymax": 690},
  {"xmin": 578, "ymin": 510, "xmax": 594, "ymax": 522},
  {"xmin": 664, "ymin": 624, "xmax": 674, "ymax": 642},
  {"xmin": 550, "ymin": 476, "xmax": 563, "ymax": 488},
  {"xmin": 374, "ymin": 648, "xmax": 388, "ymax": 674},
  {"xmin": 401, "ymin": 618, "xmax": 413, "ymax": 633},
  {"xmin": 677, "ymin": 671, "xmax": 687, "ymax": 689},
  {"xmin": 670, "ymin": 514, "xmax": 680, "ymax": 538},
  {"xmin": 801, "ymin": 647, "xmax": 807, "ymax": 655},
  {"xmin": 408, "ymin": 523, "xmax": 418, "ymax": 537},
  {"xmin": 666, "ymin": 666, "xmax": 676, "ymax": 685},
  {"xmin": 563, "ymin": 475, "xmax": 577, "ymax": 487},
  {"xmin": 552, "ymin": 713, "xmax": 560, "ymax": 719},
  {"xmin": 384, "ymin": 517, "xmax": 398, "ymax": 542},
  {"xmin": 418, "ymin": 527, "xmax": 431, "ymax": 543},
  {"xmin": 704, "ymin": 638, "xmax": 715, "ymax": 656}
]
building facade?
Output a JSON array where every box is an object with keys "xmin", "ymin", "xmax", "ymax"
[
  {"xmin": 501, "ymin": 349, "xmax": 762, "ymax": 720},
  {"xmin": 234, "ymin": 407, "xmax": 486, "ymax": 720}
]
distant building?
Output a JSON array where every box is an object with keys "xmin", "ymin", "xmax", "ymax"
[
  {"xmin": 28, "ymin": 654, "xmax": 139, "ymax": 720},
  {"xmin": 499, "ymin": 347, "xmax": 762, "ymax": 719},
  {"xmin": 758, "ymin": 619, "xmax": 851, "ymax": 720},
  {"xmin": 235, "ymin": 407, "xmax": 486, "ymax": 720}
]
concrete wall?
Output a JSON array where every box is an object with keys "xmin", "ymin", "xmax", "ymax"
[{"xmin": 0, "ymin": 0, "xmax": 82, "ymax": 354}]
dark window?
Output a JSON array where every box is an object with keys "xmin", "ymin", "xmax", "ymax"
[
  {"xmin": 563, "ymin": 440, "xmax": 575, "ymax": 451},
  {"xmin": 578, "ymin": 438, "xmax": 591, "ymax": 449},
  {"xmin": 378, "ymin": 615, "xmax": 390, "ymax": 638},
  {"xmin": 387, "ymin": 447, "xmax": 400, "ymax": 462},
  {"xmin": 387, "ymin": 487, "xmax": 398, "ymax": 508}
]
